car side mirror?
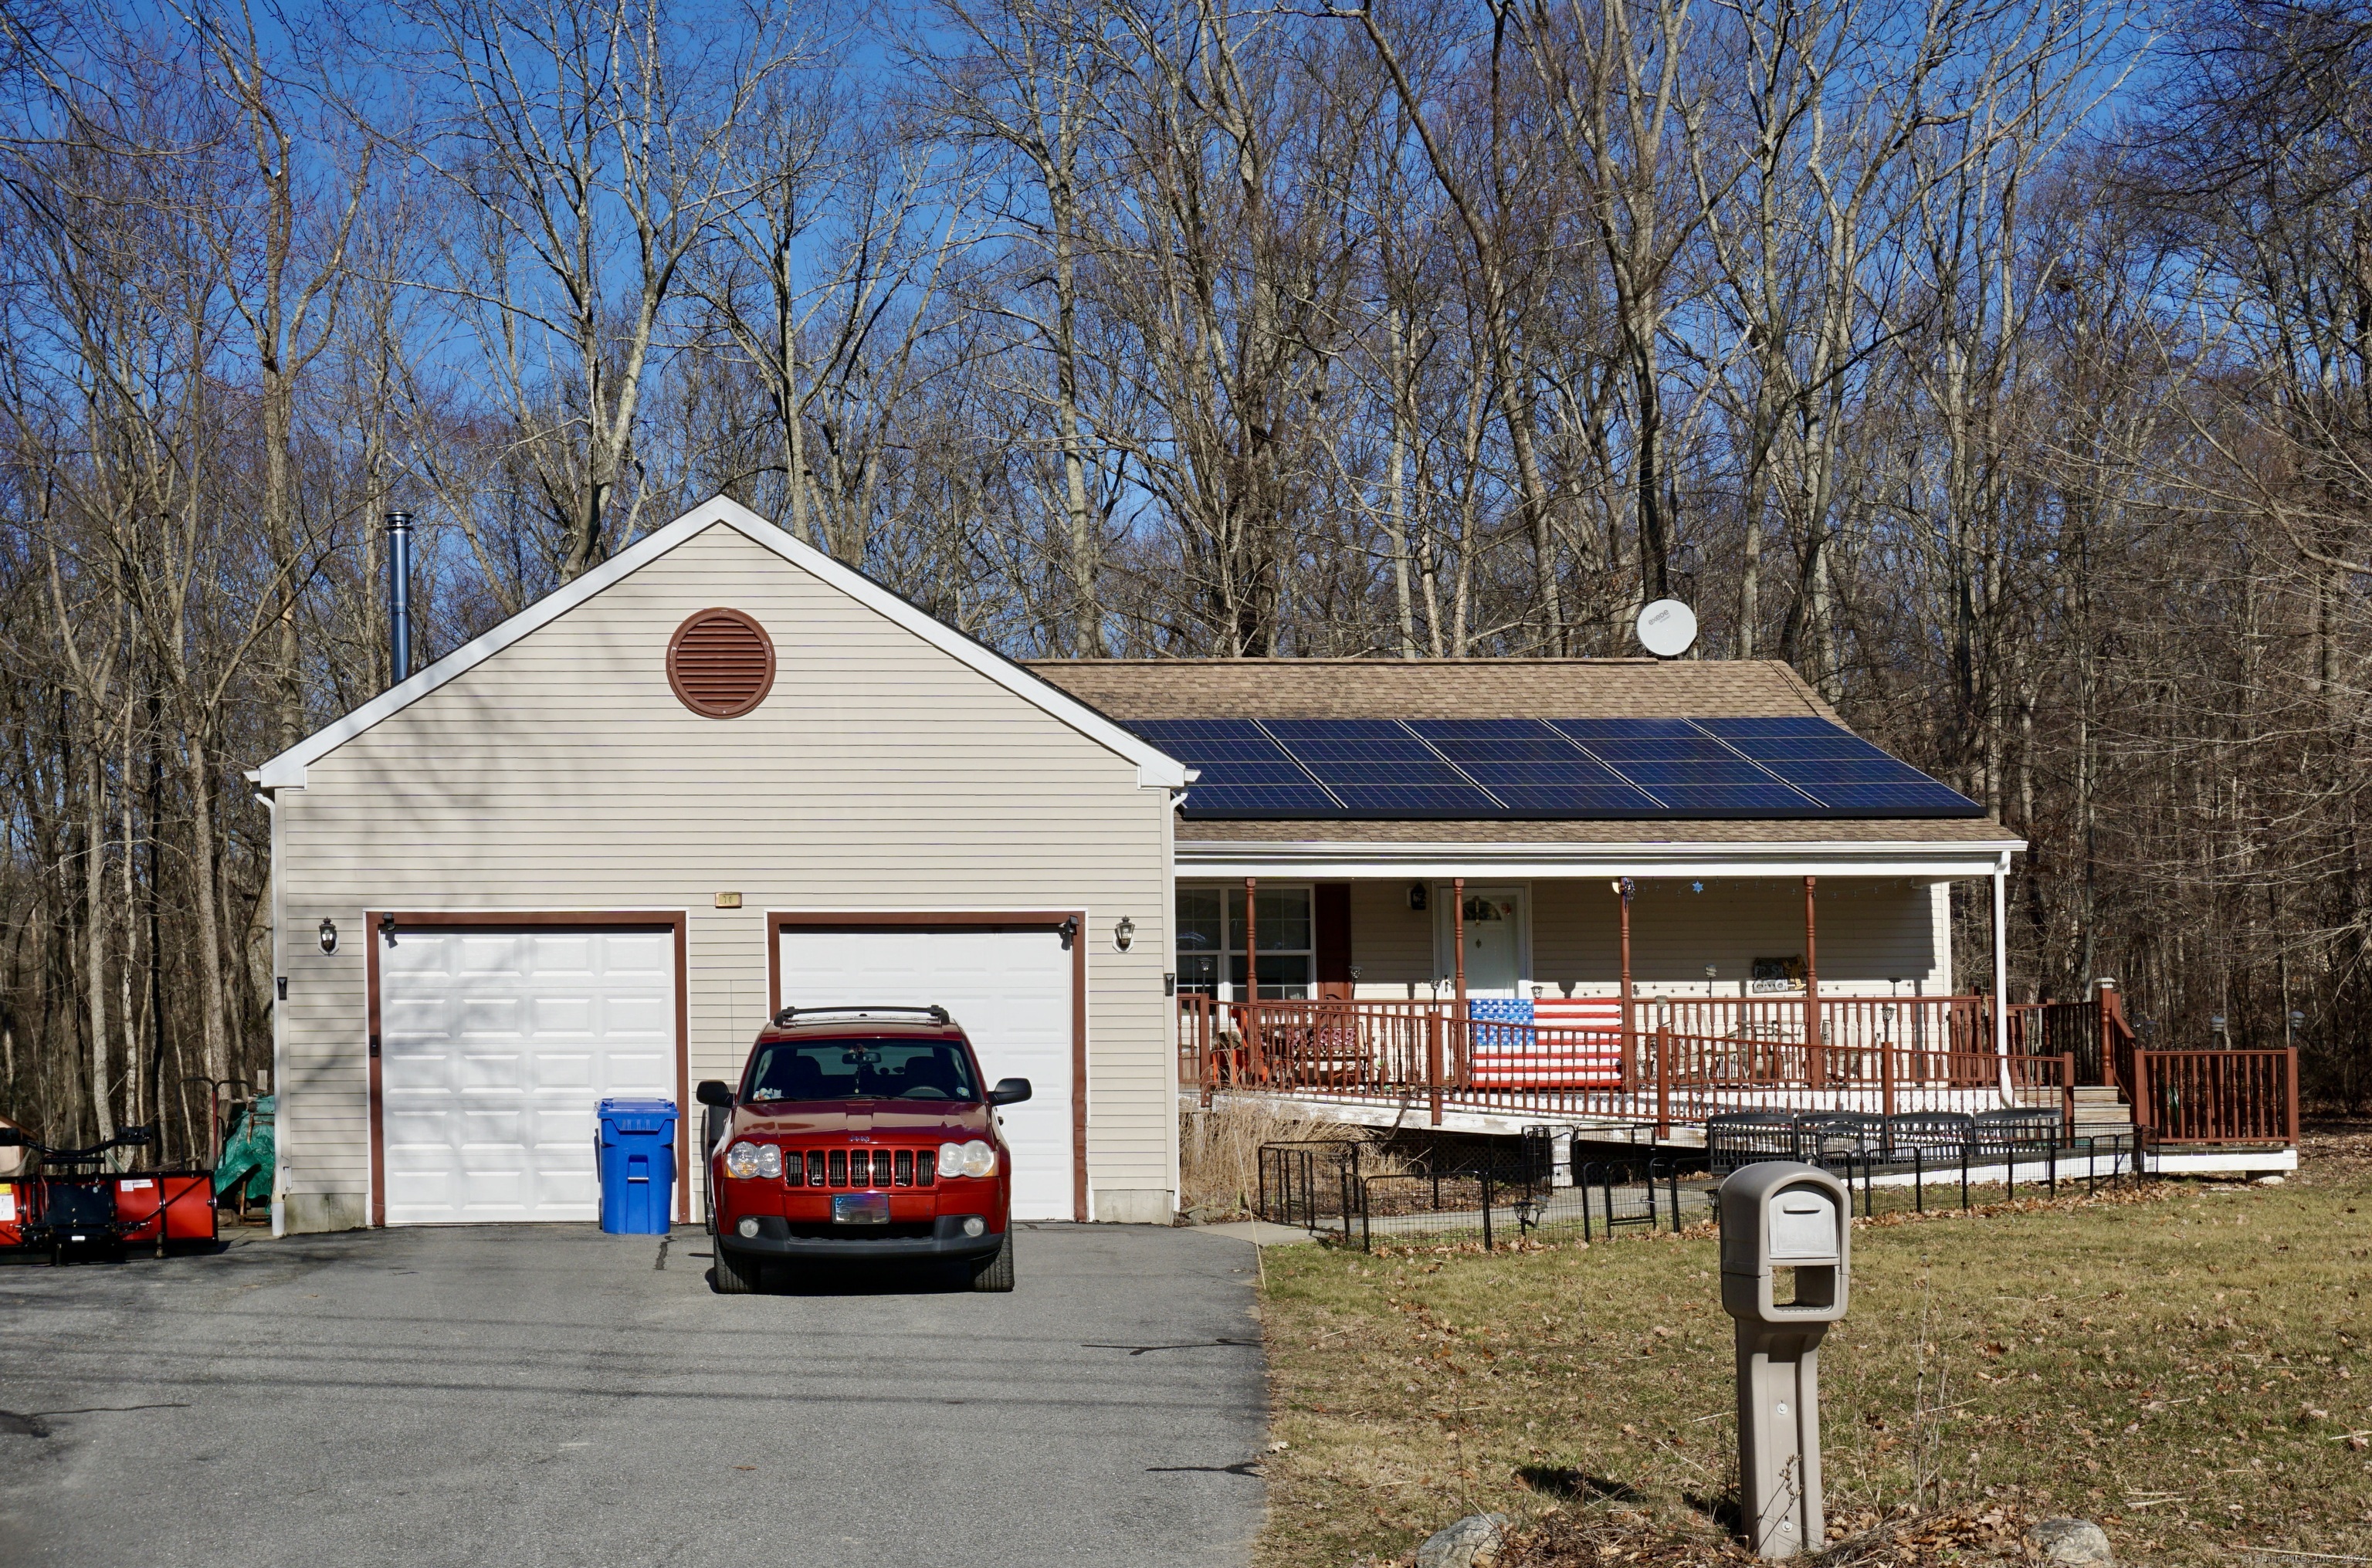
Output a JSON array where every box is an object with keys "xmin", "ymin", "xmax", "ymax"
[
  {"xmin": 988, "ymin": 1078, "xmax": 1032, "ymax": 1106},
  {"xmin": 0, "ymin": 1129, "xmax": 25, "ymax": 1148},
  {"xmin": 695, "ymin": 1080, "xmax": 734, "ymax": 1109}
]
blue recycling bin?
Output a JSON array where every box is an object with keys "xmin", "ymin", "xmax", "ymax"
[{"xmin": 597, "ymin": 1097, "xmax": 678, "ymax": 1234}]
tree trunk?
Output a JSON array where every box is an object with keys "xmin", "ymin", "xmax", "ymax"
[
  {"xmin": 84, "ymin": 743, "xmax": 112, "ymax": 1142},
  {"xmin": 184, "ymin": 727, "xmax": 231, "ymax": 1089}
]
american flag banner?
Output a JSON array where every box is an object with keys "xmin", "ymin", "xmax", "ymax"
[{"xmin": 1466, "ymin": 996, "xmax": 1626, "ymax": 1086}]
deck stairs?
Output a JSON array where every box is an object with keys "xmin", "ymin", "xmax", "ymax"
[{"xmin": 2016, "ymin": 1083, "xmax": 2135, "ymax": 1137}]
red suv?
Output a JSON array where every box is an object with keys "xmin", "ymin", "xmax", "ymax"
[{"xmin": 696, "ymin": 1005, "xmax": 1030, "ymax": 1294}]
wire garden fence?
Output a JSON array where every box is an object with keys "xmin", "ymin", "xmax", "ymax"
[{"xmin": 1254, "ymin": 1113, "xmax": 2150, "ymax": 1251}]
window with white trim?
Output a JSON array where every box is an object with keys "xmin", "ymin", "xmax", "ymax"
[{"xmin": 1176, "ymin": 885, "xmax": 1313, "ymax": 1000}]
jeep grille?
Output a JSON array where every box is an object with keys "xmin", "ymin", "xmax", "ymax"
[{"xmin": 805, "ymin": 1149, "xmax": 936, "ymax": 1189}]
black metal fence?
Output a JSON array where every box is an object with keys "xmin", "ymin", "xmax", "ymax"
[
  {"xmin": 1255, "ymin": 1139, "xmax": 1365, "ymax": 1234},
  {"xmin": 1706, "ymin": 1108, "xmax": 2073, "ymax": 1174},
  {"xmin": 1251, "ymin": 1119, "xmax": 2148, "ymax": 1251}
]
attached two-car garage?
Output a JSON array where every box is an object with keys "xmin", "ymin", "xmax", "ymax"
[
  {"xmin": 262, "ymin": 497, "xmax": 1182, "ymax": 1238},
  {"xmin": 370, "ymin": 917, "xmax": 1083, "ymax": 1228}
]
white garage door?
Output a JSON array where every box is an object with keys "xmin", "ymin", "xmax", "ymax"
[
  {"xmin": 776, "ymin": 928, "xmax": 1074, "ymax": 1221},
  {"xmin": 379, "ymin": 929, "xmax": 676, "ymax": 1224}
]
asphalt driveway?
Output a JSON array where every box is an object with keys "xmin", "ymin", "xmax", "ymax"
[{"xmin": 0, "ymin": 1223, "xmax": 1269, "ymax": 1568}]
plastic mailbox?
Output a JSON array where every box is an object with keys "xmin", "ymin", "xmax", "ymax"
[
  {"xmin": 1718, "ymin": 1161, "xmax": 1851, "ymax": 1560},
  {"xmin": 597, "ymin": 1098, "xmax": 678, "ymax": 1235}
]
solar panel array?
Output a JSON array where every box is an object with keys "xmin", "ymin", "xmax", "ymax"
[{"xmin": 1127, "ymin": 715, "xmax": 1981, "ymax": 821}]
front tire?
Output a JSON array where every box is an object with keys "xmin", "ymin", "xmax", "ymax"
[
  {"xmin": 711, "ymin": 1241, "xmax": 762, "ymax": 1295},
  {"xmin": 968, "ymin": 1230, "xmax": 1014, "ymax": 1292}
]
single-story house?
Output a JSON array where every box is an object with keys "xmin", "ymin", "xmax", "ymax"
[{"xmin": 254, "ymin": 496, "xmax": 2069, "ymax": 1238}]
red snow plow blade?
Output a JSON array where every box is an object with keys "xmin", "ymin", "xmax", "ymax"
[{"xmin": 0, "ymin": 1126, "xmax": 219, "ymax": 1260}]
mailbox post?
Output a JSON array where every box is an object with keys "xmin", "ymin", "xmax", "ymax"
[{"xmin": 1719, "ymin": 1162, "xmax": 1851, "ymax": 1560}]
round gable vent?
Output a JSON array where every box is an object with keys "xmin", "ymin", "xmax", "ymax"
[{"xmin": 666, "ymin": 608, "xmax": 775, "ymax": 718}]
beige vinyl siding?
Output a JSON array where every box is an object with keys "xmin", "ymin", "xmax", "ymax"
[
  {"xmin": 1347, "ymin": 879, "xmax": 1435, "ymax": 988},
  {"xmin": 273, "ymin": 523, "xmax": 1174, "ymax": 1230},
  {"xmin": 1332, "ymin": 876, "xmax": 1951, "ymax": 999}
]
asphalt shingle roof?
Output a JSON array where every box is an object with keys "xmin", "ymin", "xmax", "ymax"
[
  {"xmin": 1024, "ymin": 658, "xmax": 1843, "ymax": 723},
  {"xmin": 1025, "ymin": 658, "xmax": 2016, "ymax": 845}
]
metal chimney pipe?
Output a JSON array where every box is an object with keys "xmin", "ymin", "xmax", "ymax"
[{"xmin": 385, "ymin": 510, "xmax": 415, "ymax": 683}]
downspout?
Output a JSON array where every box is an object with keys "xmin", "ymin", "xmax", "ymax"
[{"xmin": 256, "ymin": 787, "xmax": 286, "ymax": 1237}]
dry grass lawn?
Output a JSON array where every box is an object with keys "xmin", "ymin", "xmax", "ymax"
[{"xmin": 1252, "ymin": 1124, "xmax": 2372, "ymax": 1566}]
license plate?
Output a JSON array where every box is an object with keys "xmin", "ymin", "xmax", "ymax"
[{"xmin": 832, "ymin": 1192, "xmax": 890, "ymax": 1225}]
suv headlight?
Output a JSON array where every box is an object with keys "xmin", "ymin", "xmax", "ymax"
[
  {"xmin": 724, "ymin": 1140, "xmax": 781, "ymax": 1180},
  {"xmin": 938, "ymin": 1140, "xmax": 997, "ymax": 1179}
]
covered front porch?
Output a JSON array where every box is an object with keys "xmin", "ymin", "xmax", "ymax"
[
  {"xmin": 1171, "ymin": 841, "xmax": 2298, "ymax": 1157},
  {"xmin": 1174, "ymin": 839, "xmax": 2031, "ymax": 1141}
]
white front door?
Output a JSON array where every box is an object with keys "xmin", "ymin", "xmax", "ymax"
[
  {"xmin": 378, "ymin": 929, "xmax": 676, "ymax": 1224},
  {"xmin": 775, "ymin": 927, "xmax": 1076, "ymax": 1221},
  {"xmin": 1442, "ymin": 887, "xmax": 1526, "ymax": 997}
]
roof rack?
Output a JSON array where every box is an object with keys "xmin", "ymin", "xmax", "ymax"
[{"xmin": 772, "ymin": 1004, "xmax": 952, "ymax": 1028}]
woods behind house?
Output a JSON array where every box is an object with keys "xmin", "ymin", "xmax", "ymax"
[{"xmin": 2, "ymin": 0, "xmax": 2367, "ymax": 1157}]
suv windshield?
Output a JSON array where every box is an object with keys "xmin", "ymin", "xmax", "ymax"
[{"xmin": 744, "ymin": 1038, "xmax": 979, "ymax": 1102}]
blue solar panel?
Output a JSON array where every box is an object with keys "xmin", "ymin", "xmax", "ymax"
[
  {"xmin": 1128, "ymin": 720, "xmax": 1340, "ymax": 815},
  {"xmin": 1122, "ymin": 713, "xmax": 1982, "ymax": 819},
  {"xmin": 1692, "ymin": 716, "xmax": 1836, "ymax": 737},
  {"xmin": 1544, "ymin": 718, "xmax": 1825, "ymax": 811},
  {"xmin": 1697, "ymin": 717, "xmax": 1981, "ymax": 815},
  {"xmin": 1547, "ymin": 716, "xmax": 1709, "ymax": 739},
  {"xmin": 1405, "ymin": 719, "xmax": 1665, "ymax": 814},
  {"xmin": 1260, "ymin": 720, "xmax": 1502, "ymax": 815},
  {"xmin": 1804, "ymin": 782, "xmax": 1984, "ymax": 813}
]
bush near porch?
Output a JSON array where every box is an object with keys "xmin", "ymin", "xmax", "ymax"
[{"xmin": 1252, "ymin": 1124, "xmax": 2372, "ymax": 1568}]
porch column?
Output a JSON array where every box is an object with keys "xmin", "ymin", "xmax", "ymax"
[
  {"xmin": 1452, "ymin": 877, "xmax": 1466, "ymax": 1082},
  {"xmin": 1803, "ymin": 876, "xmax": 1821, "ymax": 1089},
  {"xmin": 1243, "ymin": 877, "xmax": 1257, "ymax": 1004},
  {"xmin": 1244, "ymin": 877, "xmax": 1259, "ymax": 1079},
  {"xmin": 1993, "ymin": 859, "xmax": 2011, "ymax": 1097},
  {"xmin": 1617, "ymin": 879, "xmax": 1635, "ymax": 1093}
]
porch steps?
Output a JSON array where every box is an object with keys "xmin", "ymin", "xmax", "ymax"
[{"xmin": 2016, "ymin": 1084, "xmax": 2135, "ymax": 1136}]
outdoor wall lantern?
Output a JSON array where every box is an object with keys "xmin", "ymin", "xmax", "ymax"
[
  {"xmin": 317, "ymin": 918, "xmax": 337, "ymax": 955},
  {"xmin": 1059, "ymin": 916, "xmax": 1079, "ymax": 950},
  {"xmin": 1113, "ymin": 916, "xmax": 1135, "ymax": 952},
  {"xmin": 1407, "ymin": 882, "xmax": 1428, "ymax": 911},
  {"xmin": 379, "ymin": 913, "xmax": 398, "ymax": 948}
]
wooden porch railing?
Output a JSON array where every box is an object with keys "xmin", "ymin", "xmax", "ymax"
[
  {"xmin": 2008, "ymin": 987, "xmax": 2138, "ymax": 1090},
  {"xmin": 1179, "ymin": 996, "xmax": 2296, "ymax": 1146},
  {"xmin": 2133, "ymin": 1048, "xmax": 2299, "ymax": 1144},
  {"xmin": 1178, "ymin": 994, "xmax": 2053, "ymax": 1133},
  {"xmin": 1655, "ymin": 994, "xmax": 1993, "ymax": 1058}
]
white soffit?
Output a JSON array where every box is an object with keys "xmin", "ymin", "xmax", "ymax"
[
  {"xmin": 1174, "ymin": 837, "xmax": 2025, "ymax": 881},
  {"xmin": 249, "ymin": 496, "xmax": 1189, "ymax": 791}
]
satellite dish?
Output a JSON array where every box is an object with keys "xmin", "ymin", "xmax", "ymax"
[{"xmin": 1636, "ymin": 598, "xmax": 1697, "ymax": 659}]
